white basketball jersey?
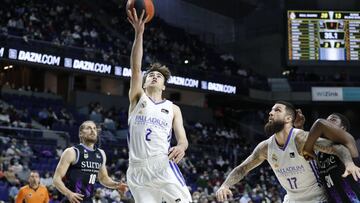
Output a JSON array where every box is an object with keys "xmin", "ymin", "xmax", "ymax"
[
  {"xmin": 267, "ymin": 128, "xmax": 327, "ymax": 202},
  {"xmin": 128, "ymin": 94, "xmax": 173, "ymax": 162}
]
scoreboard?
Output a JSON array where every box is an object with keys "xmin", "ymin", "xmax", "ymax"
[{"xmin": 287, "ymin": 10, "xmax": 360, "ymax": 64}]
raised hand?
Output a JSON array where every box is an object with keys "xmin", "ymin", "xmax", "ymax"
[
  {"xmin": 294, "ymin": 109, "xmax": 305, "ymax": 129},
  {"xmin": 127, "ymin": 8, "xmax": 150, "ymax": 35}
]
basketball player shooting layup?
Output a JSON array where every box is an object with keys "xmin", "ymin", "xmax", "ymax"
[
  {"xmin": 126, "ymin": 8, "xmax": 192, "ymax": 203},
  {"xmin": 216, "ymin": 101, "xmax": 360, "ymax": 203}
]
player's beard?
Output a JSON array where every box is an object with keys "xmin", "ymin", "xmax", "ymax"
[
  {"xmin": 264, "ymin": 119, "xmax": 285, "ymax": 136},
  {"xmin": 82, "ymin": 134, "xmax": 98, "ymax": 144}
]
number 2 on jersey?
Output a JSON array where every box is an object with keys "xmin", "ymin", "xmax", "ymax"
[
  {"xmin": 287, "ymin": 177, "xmax": 298, "ymax": 189},
  {"xmin": 145, "ymin": 128, "xmax": 152, "ymax": 141}
]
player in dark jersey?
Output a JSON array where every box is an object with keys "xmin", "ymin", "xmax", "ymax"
[
  {"xmin": 53, "ymin": 120, "xmax": 126, "ymax": 203},
  {"xmin": 296, "ymin": 111, "xmax": 360, "ymax": 203}
]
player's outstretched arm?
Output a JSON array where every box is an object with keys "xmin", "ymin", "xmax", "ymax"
[
  {"xmin": 97, "ymin": 149, "xmax": 127, "ymax": 192},
  {"xmin": 216, "ymin": 141, "xmax": 268, "ymax": 202},
  {"xmin": 53, "ymin": 148, "xmax": 84, "ymax": 203},
  {"xmin": 169, "ymin": 104, "xmax": 188, "ymax": 164},
  {"xmin": 302, "ymin": 119, "xmax": 358, "ymax": 159},
  {"xmin": 296, "ymin": 132, "xmax": 360, "ymax": 181},
  {"xmin": 127, "ymin": 9, "xmax": 150, "ymax": 112}
]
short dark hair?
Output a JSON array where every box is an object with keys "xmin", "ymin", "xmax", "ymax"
[
  {"xmin": 142, "ymin": 63, "xmax": 171, "ymax": 85},
  {"xmin": 275, "ymin": 101, "xmax": 296, "ymax": 122},
  {"xmin": 331, "ymin": 113, "xmax": 350, "ymax": 131}
]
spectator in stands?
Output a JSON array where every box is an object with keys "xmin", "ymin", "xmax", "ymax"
[
  {"xmin": 55, "ymin": 146, "xmax": 63, "ymax": 160},
  {"xmin": 4, "ymin": 166, "xmax": 19, "ymax": 185},
  {"xmin": 8, "ymin": 182, "xmax": 20, "ymax": 202},
  {"xmin": 11, "ymin": 159, "xmax": 23, "ymax": 174},
  {"xmin": 38, "ymin": 108, "xmax": 50, "ymax": 127},
  {"xmin": 92, "ymin": 188, "xmax": 108, "ymax": 203},
  {"xmin": 17, "ymin": 164, "xmax": 31, "ymax": 183},
  {"xmin": 58, "ymin": 108, "xmax": 74, "ymax": 125},
  {"xmin": 0, "ymin": 107, "xmax": 10, "ymax": 125},
  {"xmin": 5, "ymin": 143, "xmax": 21, "ymax": 160},
  {"xmin": 16, "ymin": 170, "xmax": 49, "ymax": 203},
  {"xmin": 40, "ymin": 171, "xmax": 53, "ymax": 187},
  {"xmin": 20, "ymin": 140, "xmax": 33, "ymax": 164}
]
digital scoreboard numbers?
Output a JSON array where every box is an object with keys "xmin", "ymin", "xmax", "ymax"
[{"xmin": 288, "ymin": 10, "xmax": 360, "ymax": 63}]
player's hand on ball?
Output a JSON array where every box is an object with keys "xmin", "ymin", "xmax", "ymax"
[
  {"xmin": 216, "ymin": 186, "xmax": 233, "ymax": 202},
  {"xmin": 66, "ymin": 192, "xmax": 84, "ymax": 203},
  {"xmin": 168, "ymin": 146, "xmax": 186, "ymax": 163},
  {"xmin": 117, "ymin": 182, "xmax": 128, "ymax": 195},
  {"xmin": 127, "ymin": 8, "xmax": 150, "ymax": 34},
  {"xmin": 342, "ymin": 162, "xmax": 360, "ymax": 182}
]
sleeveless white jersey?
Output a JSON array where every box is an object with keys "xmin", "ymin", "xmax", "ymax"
[
  {"xmin": 128, "ymin": 94, "xmax": 173, "ymax": 162},
  {"xmin": 267, "ymin": 128, "xmax": 327, "ymax": 202}
]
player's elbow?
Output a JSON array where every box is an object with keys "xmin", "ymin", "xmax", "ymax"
[
  {"xmin": 311, "ymin": 119, "xmax": 327, "ymax": 131},
  {"xmin": 314, "ymin": 118, "xmax": 327, "ymax": 127}
]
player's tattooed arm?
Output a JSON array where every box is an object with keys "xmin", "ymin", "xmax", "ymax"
[
  {"xmin": 303, "ymin": 119, "xmax": 358, "ymax": 158},
  {"xmin": 315, "ymin": 138, "xmax": 356, "ymax": 169},
  {"xmin": 296, "ymin": 131, "xmax": 353, "ymax": 165},
  {"xmin": 222, "ymin": 141, "xmax": 268, "ymax": 188}
]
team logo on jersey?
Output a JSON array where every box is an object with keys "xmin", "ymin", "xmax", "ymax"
[
  {"xmin": 161, "ymin": 108, "xmax": 169, "ymax": 114},
  {"xmin": 27, "ymin": 193, "xmax": 32, "ymax": 197},
  {"xmin": 175, "ymin": 198, "xmax": 181, "ymax": 202},
  {"xmin": 272, "ymin": 154, "xmax": 279, "ymax": 168},
  {"xmin": 84, "ymin": 150, "xmax": 89, "ymax": 159},
  {"xmin": 96, "ymin": 153, "xmax": 101, "ymax": 159},
  {"xmin": 290, "ymin": 152, "xmax": 295, "ymax": 158}
]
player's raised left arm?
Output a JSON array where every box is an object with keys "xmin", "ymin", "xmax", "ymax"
[{"xmin": 169, "ymin": 104, "xmax": 188, "ymax": 163}]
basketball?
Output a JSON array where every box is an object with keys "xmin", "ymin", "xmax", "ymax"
[{"xmin": 126, "ymin": 0, "xmax": 155, "ymax": 23}]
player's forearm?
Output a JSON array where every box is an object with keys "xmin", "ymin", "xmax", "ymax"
[
  {"xmin": 177, "ymin": 138, "xmax": 188, "ymax": 151},
  {"xmin": 99, "ymin": 177, "xmax": 120, "ymax": 189},
  {"xmin": 53, "ymin": 177, "xmax": 73, "ymax": 197},
  {"xmin": 333, "ymin": 144, "xmax": 354, "ymax": 167},
  {"xmin": 130, "ymin": 33, "xmax": 143, "ymax": 72},
  {"xmin": 222, "ymin": 166, "xmax": 247, "ymax": 188}
]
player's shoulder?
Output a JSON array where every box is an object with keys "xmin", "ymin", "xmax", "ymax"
[
  {"xmin": 61, "ymin": 147, "xmax": 77, "ymax": 161},
  {"xmin": 254, "ymin": 140, "xmax": 269, "ymax": 159},
  {"xmin": 97, "ymin": 148, "xmax": 106, "ymax": 155},
  {"xmin": 64, "ymin": 146, "xmax": 77, "ymax": 153},
  {"xmin": 261, "ymin": 136, "xmax": 272, "ymax": 147},
  {"xmin": 293, "ymin": 128, "xmax": 309, "ymax": 141},
  {"xmin": 172, "ymin": 103, "xmax": 181, "ymax": 112}
]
